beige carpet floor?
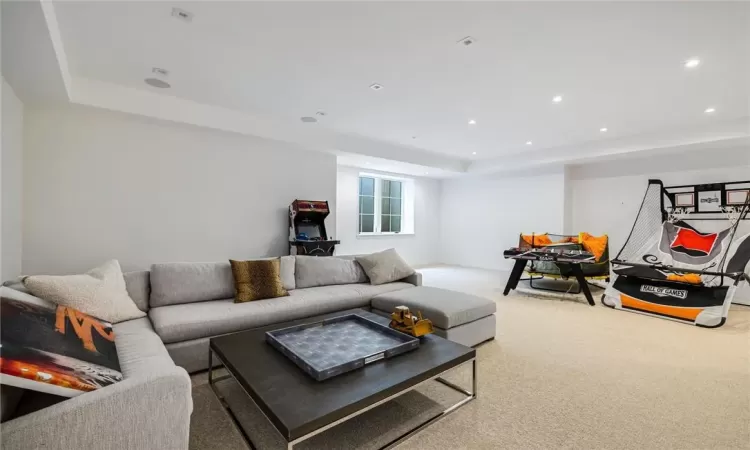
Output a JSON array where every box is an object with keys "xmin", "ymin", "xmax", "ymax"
[{"xmin": 189, "ymin": 266, "xmax": 750, "ymax": 449}]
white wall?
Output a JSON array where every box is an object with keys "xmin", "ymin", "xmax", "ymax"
[
  {"xmin": 23, "ymin": 105, "xmax": 337, "ymax": 274},
  {"xmin": 336, "ymin": 166, "xmax": 440, "ymax": 266},
  {"xmin": 439, "ymin": 171, "xmax": 565, "ymax": 270},
  {"xmin": 569, "ymin": 147, "xmax": 750, "ymax": 302},
  {"xmin": 1, "ymin": 77, "xmax": 24, "ymax": 280}
]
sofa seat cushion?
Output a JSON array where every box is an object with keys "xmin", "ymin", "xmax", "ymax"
[
  {"xmin": 371, "ymin": 286, "xmax": 496, "ymax": 329},
  {"xmin": 113, "ymin": 317, "xmax": 175, "ymax": 379},
  {"xmin": 149, "ymin": 282, "xmax": 413, "ymax": 344}
]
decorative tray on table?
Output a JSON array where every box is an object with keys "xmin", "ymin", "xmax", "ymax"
[{"xmin": 265, "ymin": 314, "xmax": 419, "ymax": 381}]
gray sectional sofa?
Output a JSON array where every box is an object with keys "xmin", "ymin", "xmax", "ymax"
[
  {"xmin": 1, "ymin": 255, "xmax": 495, "ymax": 450},
  {"xmin": 143, "ymin": 256, "xmax": 421, "ymax": 373}
]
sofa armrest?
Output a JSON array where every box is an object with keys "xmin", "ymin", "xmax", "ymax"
[
  {"xmin": 402, "ymin": 271, "xmax": 422, "ymax": 286},
  {"xmin": 1, "ymin": 368, "xmax": 192, "ymax": 450}
]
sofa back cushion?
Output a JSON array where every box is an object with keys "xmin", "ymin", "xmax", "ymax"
[
  {"xmin": 150, "ymin": 262, "xmax": 235, "ymax": 307},
  {"xmin": 150, "ymin": 256, "xmax": 296, "ymax": 307},
  {"xmin": 294, "ymin": 255, "xmax": 368, "ymax": 289},
  {"xmin": 123, "ymin": 271, "xmax": 150, "ymax": 312},
  {"xmin": 279, "ymin": 256, "xmax": 295, "ymax": 291}
]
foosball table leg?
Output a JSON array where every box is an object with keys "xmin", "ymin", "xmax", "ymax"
[
  {"xmin": 503, "ymin": 259, "xmax": 528, "ymax": 295},
  {"xmin": 569, "ymin": 264, "xmax": 595, "ymax": 306}
]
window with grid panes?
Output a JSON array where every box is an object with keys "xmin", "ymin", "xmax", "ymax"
[{"xmin": 358, "ymin": 177, "xmax": 403, "ymax": 233}]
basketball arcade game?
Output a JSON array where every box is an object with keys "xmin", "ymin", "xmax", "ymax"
[{"xmin": 603, "ymin": 179, "xmax": 750, "ymax": 327}]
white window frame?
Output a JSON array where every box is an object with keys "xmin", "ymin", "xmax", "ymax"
[{"xmin": 358, "ymin": 174, "xmax": 412, "ymax": 236}]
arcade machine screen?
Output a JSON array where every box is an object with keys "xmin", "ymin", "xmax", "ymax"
[{"xmin": 296, "ymin": 221, "xmax": 322, "ymax": 240}]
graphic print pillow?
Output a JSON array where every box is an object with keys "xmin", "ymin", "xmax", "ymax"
[{"xmin": 0, "ymin": 293, "xmax": 123, "ymax": 397}]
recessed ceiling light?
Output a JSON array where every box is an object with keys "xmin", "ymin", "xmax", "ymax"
[
  {"xmin": 370, "ymin": 83, "xmax": 383, "ymax": 91},
  {"xmin": 684, "ymin": 58, "xmax": 701, "ymax": 69},
  {"xmin": 600, "ymin": 127, "xmax": 608, "ymax": 132},
  {"xmin": 704, "ymin": 107, "xmax": 716, "ymax": 114},
  {"xmin": 171, "ymin": 7, "xmax": 193, "ymax": 22},
  {"xmin": 552, "ymin": 95, "xmax": 563, "ymax": 103},
  {"xmin": 300, "ymin": 116, "xmax": 317, "ymax": 123},
  {"xmin": 424, "ymin": 172, "xmax": 429, "ymax": 175},
  {"xmin": 458, "ymin": 36, "xmax": 477, "ymax": 47},
  {"xmin": 468, "ymin": 119, "xmax": 477, "ymax": 125},
  {"xmin": 526, "ymin": 141, "xmax": 533, "ymax": 145},
  {"xmin": 472, "ymin": 151, "xmax": 477, "ymax": 155},
  {"xmin": 144, "ymin": 78, "xmax": 170, "ymax": 89}
]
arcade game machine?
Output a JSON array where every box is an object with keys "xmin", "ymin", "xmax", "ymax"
[{"xmin": 289, "ymin": 200, "xmax": 340, "ymax": 256}]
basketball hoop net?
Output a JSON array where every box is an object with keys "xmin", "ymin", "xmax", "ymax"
[
  {"xmin": 721, "ymin": 206, "xmax": 745, "ymax": 227},
  {"xmin": 667, "ymin": 207, "xmax": 691, "ymax": 223}
]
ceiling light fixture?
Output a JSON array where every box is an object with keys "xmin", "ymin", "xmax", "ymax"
[
  {"xmin": 552, "ymin": 95, "xmax": 563, "ymax": 103},
  {"xmin": 315, "ymin": 111, "xmax": 326, "ymax": 116},
  {"xmin": 472, "ymin": 151, "xmax": 477, "ymax": 155},
  {"xmin": 468, "ymin": 119, "xmax": 477, "ymax": 125},
  {"xmin": 704, "ymin": 107, "xmax": 716, "ymax": 114},
  {"xmin": 152, "ymin": 67, "xmax": 169, "ymax": 77},
  {"xmin": 600, "ymin": 127, "xmax": 608, "ymax": 132},
  {"xmin": 458, "ymin": 36, "xmax": 476, "ymax": 47},
  {"xmin": 300, "ymin": 116, "xmax": 317, "ymax": 123},
  {"xmin": 424, "ymin": 172, "xmax": 429, "ymax": 175},
  {"xmin": 144, "ymin": 78, "xmax": 170, "ymax": 89},
  {"xmin": 526, "ymin": 141, "xmax": 533, "ymax": 145},
  {"xmin": 171, "ymin": 7, "xmax": 194, "ymax": 22},
  {"xmin": 684, "ymin": 58, "xmax": 701, "ymax": 69},
  {"xmin": 370, "ymin": 83, "xmax": 383, "ymax": 91}
]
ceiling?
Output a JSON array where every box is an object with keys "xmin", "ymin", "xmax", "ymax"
[{"xmin": 4, "ymin": 1, "xmax": 749, "ymax": 176}]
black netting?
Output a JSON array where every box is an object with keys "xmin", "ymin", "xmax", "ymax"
[{"xmin": 615, "ymin": 182, "xmax": 666, "ymax": 262}]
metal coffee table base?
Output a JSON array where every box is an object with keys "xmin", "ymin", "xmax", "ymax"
[{"xmin": 208, "ymin": 349, "xmax": 477, "ymax": 450}]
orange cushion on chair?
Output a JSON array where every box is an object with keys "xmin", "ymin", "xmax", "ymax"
[
  {"xmin": 579, "ymin": 232, "xmax": 608, "ymax": 262},
  {"xmin": 521, "ymin": 234, "xmax": 553, "ymax": 246}
]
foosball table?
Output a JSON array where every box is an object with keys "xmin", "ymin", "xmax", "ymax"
[{"xmin": 502, "ymin": 246, "xmax": 599, "ymax": 305}]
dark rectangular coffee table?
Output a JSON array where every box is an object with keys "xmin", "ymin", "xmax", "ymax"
[{"xmin": 208, "ymin": 308, "xmax": 477, "ymax": 450}]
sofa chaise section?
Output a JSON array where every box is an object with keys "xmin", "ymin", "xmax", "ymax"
[{"xmin": 371, "ymin": 286, "xmax": 497, "ymax": 347}]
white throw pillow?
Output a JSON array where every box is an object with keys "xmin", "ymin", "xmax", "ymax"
[
  {"xmin": 355, "ymin": 249, "xmax": 415, "ymax": 285},
  {"xmin": 22, "ymin": 260, "xmax": 146, "ymax": 323}
]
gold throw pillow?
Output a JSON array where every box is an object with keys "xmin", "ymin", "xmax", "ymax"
[{"xmin": 230, "ymin": 259, "xmax": 289, "ymax": 303}]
